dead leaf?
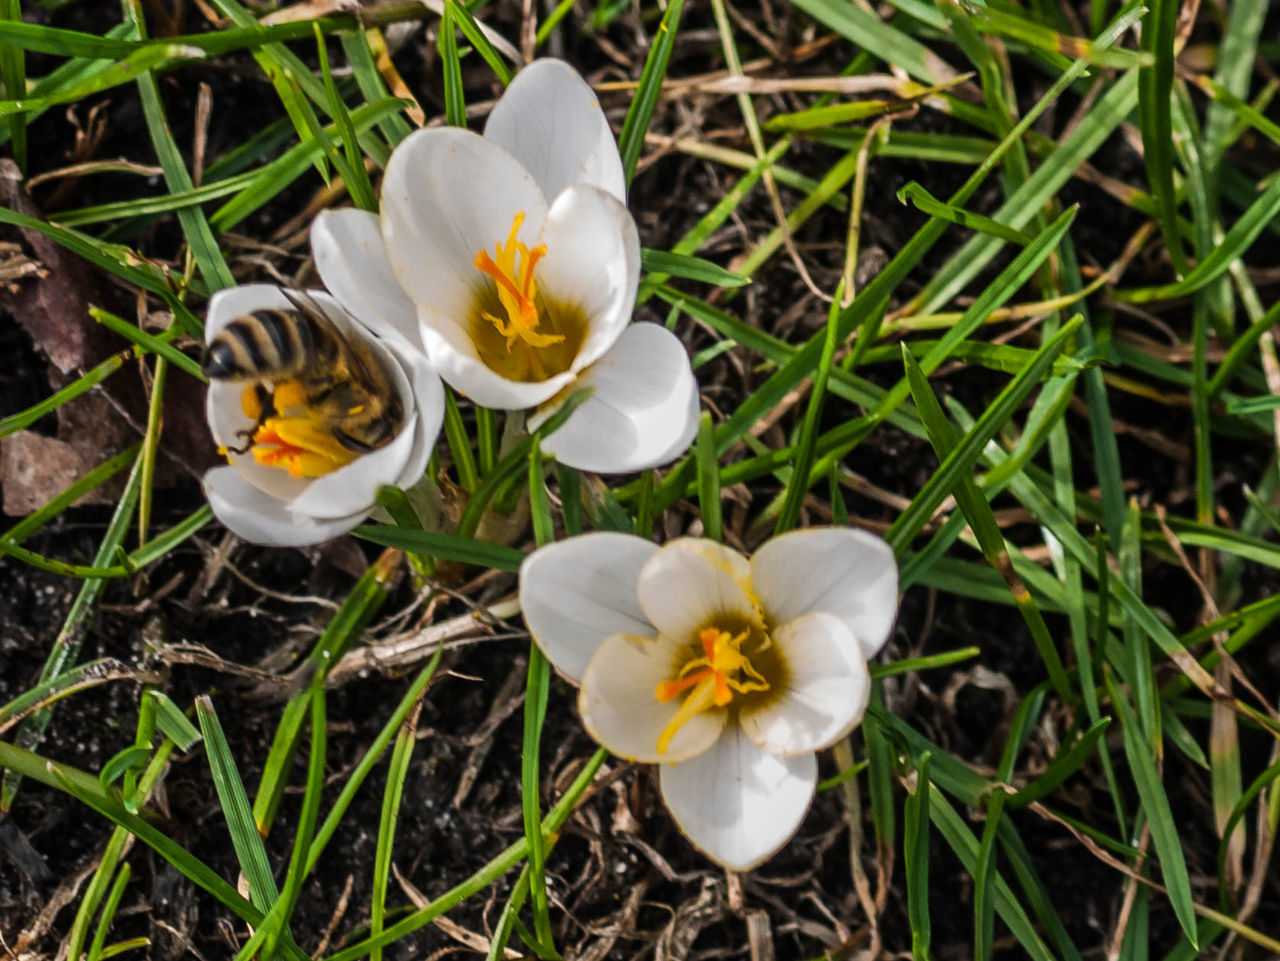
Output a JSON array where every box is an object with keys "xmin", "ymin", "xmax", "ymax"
[
  {"xmin": 0, "ymin": 159, "xmax": 111, "ymax": 374},
  {"xmin": 0, "ymin": 431, "xmax": 125, "ymax": 516}
]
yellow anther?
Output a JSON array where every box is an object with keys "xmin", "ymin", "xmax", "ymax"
[
  {"xmin": 473, "ymin": 211, "xmax": 564, "ymax": 352},
  {"xmin": 654, "ymin": 626, "xmax": 769, "ymax": 754}
]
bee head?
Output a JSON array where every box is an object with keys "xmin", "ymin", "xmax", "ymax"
[{"xmin": 201, "ymin": 341, "xmax": 242, "ymax": 379}]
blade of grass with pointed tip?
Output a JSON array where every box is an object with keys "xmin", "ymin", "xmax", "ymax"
[
  {"xmin": 905, "ymin": 753, "xmax": 933, "ymax": 961},
  {"xmin": 196, "ymin": 696, "xmax": 280, "ymax": 912},
  {"xmin": 1113, "ymin": 171, "xmax": 1280, "ymax": 304},
  {"xmin": 0, "ymin": 742, "xmax": 306, "ymax": 960},
  {"xmin": 449, "ymin": 0, "xmax": 513, "ymax": 86},
  {"xmin": 640, "ymin": 249, "xmax": 750, "ymax": 288},
  {"xmin": 316, "ymin": 23, "xmax": 378, "ymax": 212},
  {"xmin": 898, "ymin": 182, "xmax": 1034, "ymax": 245},
  {"xmin": 909, "ymin": 69, "xmax": 1139, "ymax": 315},
  {"xmin": 617, "ymin": 0, "xmax": 684, "ymax": 185}
]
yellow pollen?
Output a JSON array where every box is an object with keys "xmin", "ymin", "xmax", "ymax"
[
  {"xmin": 473, "ymin": 211, "xmax": 564, "ymax": 353},
  {"xmin": 654, "ymin": 626, "xmax": 769, "ymax": 755},
  {"xmin": 226, "ymin": 381, "xmax": 359, "ymax": 479}
]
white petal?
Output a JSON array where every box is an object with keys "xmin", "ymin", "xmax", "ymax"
[
  {"xmin": 751, "ymin": 528, "xmax": 899, "ymax": 658},
  {"xmin": 519, "ymin": 532, "xmax": 658, "ymax": 682},
  {"xmin": 385, "ymin": 340, "xmax": 444, "ymax": 493},
  {"xmin": 381, "ymin": 128, "xmax": 548, "ymax": 331},
  {"xmin": 203, "ymin": 465, "xmax": 364, "ymax": 547},
  {"xmin": 536, "ymin": 324, "xmax": 698, "ymax": 473},
  {"xmin": 659, "ymin": 726, "xmax": 817, "ymax": 871},
  {"xmin": 204, "ymin": 284, "xmax": 294, "ymax": 342},
  {"xmin": 206, "ymin": 378, "xmax": 252, "ymax": 452},
  {"xmin": 484, "ymin": 58, "xmax": 625, "ymax": 204},
  {"xmin": 579, "ymin": 633, "xmax": 726, "ymax": 763},
  {"xmin": 636, "ymin": 539, "xmax": 758, "ymax": 642},
  {"xmin": 538, "ymin": 184, "xmax": 639, "ymax": 373},
  {"xmin": 311, "ymin": 208, "xmax": 421, "ymax": 351},
  {"xmin": 739, "ymin": 612, "xmax": 870, "ymax": 755},
  {"xmin": 419, "ymin": 318, "xmax": 575, "ymax": 410}
]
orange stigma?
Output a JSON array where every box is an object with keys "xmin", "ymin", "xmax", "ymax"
[
  {"xmin": 654, "ymin": 626, "xmax": 770, "ymax": 754},
  {"xmin": 473, "ymin": 212, "xmax": 564, "ymax": 352}
]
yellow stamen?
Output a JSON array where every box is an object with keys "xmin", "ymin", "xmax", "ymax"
[
  {"xmin": 473, "ymin": 211, "xmax": 564, "ymax": 352},
  {"xmin": 654, "ymin": 626, "xmax": 769, "ymax": 754},
  {"xmin": 225, "ymin": 379, "xmax": 358, "ymax": 479}
]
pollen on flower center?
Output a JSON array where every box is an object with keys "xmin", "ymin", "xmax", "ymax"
[
  {"xmin": 654, "ymin": 625, "xmax": 771, "ymax": 755},
  {"xmin": 473, "ymin": 212, "xmax": 563, "ymax": 358},
  {"xmin": 226, "ymin": 382, "xmax": 359, "ymax": 479}
]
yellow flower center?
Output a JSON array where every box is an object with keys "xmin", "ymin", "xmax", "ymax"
[
  {"xmin": 654, "ymin": 626, "xmax": 771, "ymax": 755},
  {"xmin": 473, "ymin": 212, "xmax": 563, "ymax": 353},
  {"xmin": 468, "ymin": 212, "xmax": 588, "ymax": 384},
  {"xmin": 221, "ymin": 381, "xmax": 358, "ymax": 479}
]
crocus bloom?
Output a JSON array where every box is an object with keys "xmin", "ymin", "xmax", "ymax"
[
  {"xmin": 202, "ymin": 284, "xmax": 444, "ymax": 546},
  {"xmin": 519, "ymin": 529, "xmax": 899, "ymax": 870},
  {"xmin": 311, "ymin": 58, "xmax": 699, "ymax": 474}
]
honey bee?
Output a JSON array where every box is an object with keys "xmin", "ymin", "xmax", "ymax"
[{"xmin": 202, "ymin": 291, "xmax": 404, "ymax": 457}]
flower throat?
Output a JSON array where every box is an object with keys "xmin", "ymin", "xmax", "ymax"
[{"xmin": 470, "ymin": 212, "xmax": 587, "ymax": 383}]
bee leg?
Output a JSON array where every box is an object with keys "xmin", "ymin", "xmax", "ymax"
[
  {"xmin": 224, "ymin": 430, "xmax": 256, "ymax": 456},
  {"xmin": 334, "ymin": 429, "xmax": 376, "ymax": 454}
]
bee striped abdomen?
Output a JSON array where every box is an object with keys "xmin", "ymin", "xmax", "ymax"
[{"xmin": 202, "ymin": 309, "xmax": 333, "ymax": 381}]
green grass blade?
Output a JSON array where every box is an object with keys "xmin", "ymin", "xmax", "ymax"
[
  {"xmin": 0, "ymin": 44, "xmax": 206, "ymax": 119},
  {"xmin": 1104, "ymin": 672, "xmax": 1198, "ymax": 945},
  {"xmin": 370, "ymin": 694, "xmax": 415, "ymax": 961},
  {"xmin": 0, "ymin": 0, "xmax": 27, "ymax": 170},
  {"xmin": 523, "ymin": 439, "xmax": 556, "ymax": 950},
  {"xmin": 195, "ymin": 696, "xmax": 280, "ymax": 911},
  {"xmin": 905, "ymin": 753, "xmax": 933, "ymax": 960},
  {"xmin": 617, "ymin": 0, "xmax": 684, "ymax": 185},
  {"xmin": 304, "ymin": 652, "xmax": 443, "ymax": 875},
  {"xmin": 449, "ymin": 0, "xmax": 514, "ymax": 86},
  {"xmin": 775, "ymin": 284, "xmax": 842, "ymax": 534},
  {"xmin": 641, "ymin": 248, "xmax": 749, "ymax": 288},
  {"xmin": 439, "ymin": 1, "xmax": 467, "ymax": 127},
  {"xmin": 124, "ymin": 0, "xmax": 234, "ymax": 292},
  {"xmin": 1113, "ymin": 171, "xmax": 1280, "ymax": 304},
  {"xmin": 695, "ymin": 411, "xmax": 723, "ymax": 541},
  {"xmin": 898, "ymin": 182, "xmax": 1033, "ymax": 245},
  {"xmin": 791, "ymin": 0, "xmax": 956, "ymax": 84},
  {"xmin": 1137, "ymin": 0, "xmax": 1187, "ymax": 274}
]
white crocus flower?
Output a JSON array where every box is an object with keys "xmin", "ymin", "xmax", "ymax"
[
  {"xmin": 311, "ymin": 58, "xmax": 700, "ymax": 474},
  {"xmin": 202, "ymin": 284, "xmax": 444, "ymax": 547},
  {"xmin": 519, "ymin": 528, "xmax": 899, "ymax": 871}
]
